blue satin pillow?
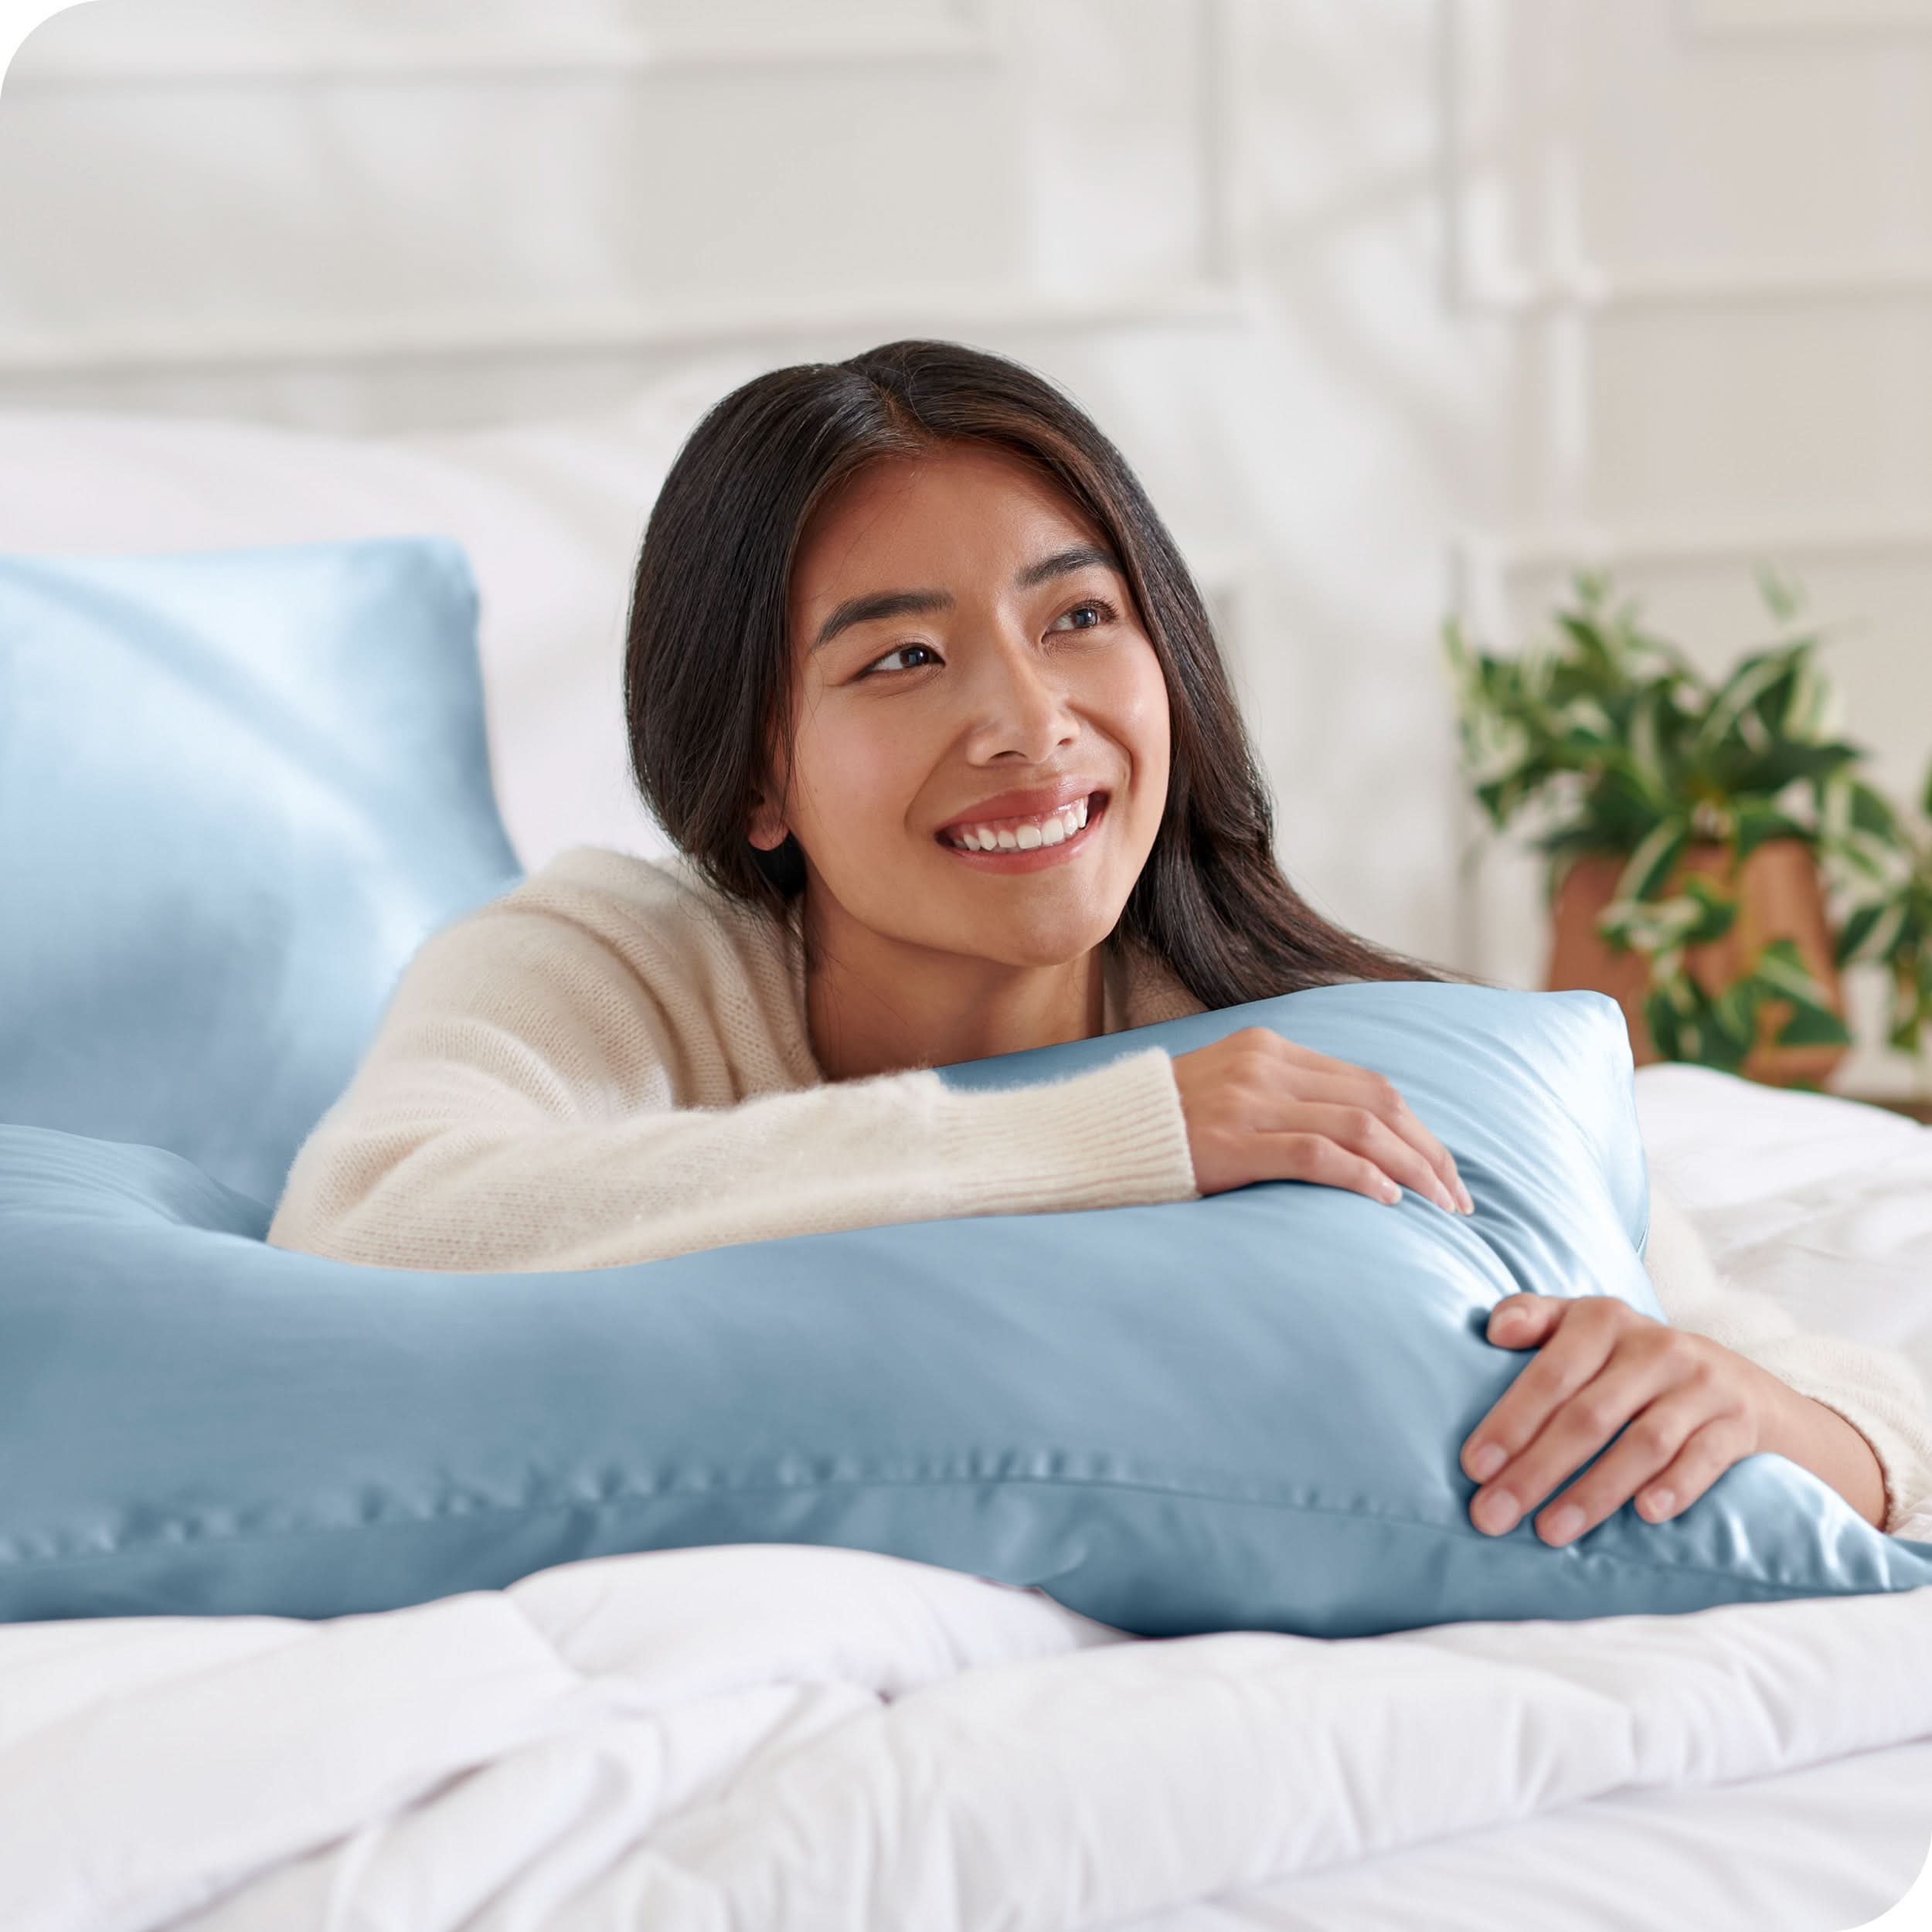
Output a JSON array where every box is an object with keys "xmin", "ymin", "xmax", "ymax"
[
  {"xmin": 0, "ymin": 537, "xmax": 523, "ymax": 1206},
  {"xmin": 4, "ymin": 983, "xmax": 1928, "ymax": 1634}
]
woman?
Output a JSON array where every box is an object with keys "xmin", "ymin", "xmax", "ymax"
[{"xmin": 267, "ymin": 338, "xmax": 1931, "ymax": 1548}]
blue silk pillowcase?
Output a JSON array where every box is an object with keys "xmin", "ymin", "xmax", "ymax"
[
  {"xmin": 5, "ymin": 981, "xmax": 1929, "ymax": 1633},
  {"xmin": 0, "ymin": 536, "xmax": 523, "ymax": 1207}
]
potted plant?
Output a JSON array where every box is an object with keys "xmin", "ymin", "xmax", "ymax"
[{"xmin": 1442, "ymin": 570, "xmax": 1932, "ymax": 1089}]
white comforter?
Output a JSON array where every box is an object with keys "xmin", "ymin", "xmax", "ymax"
[{"xmin": 8, "ymin": 1066, "xmax": 1932, "ymax": 1932}]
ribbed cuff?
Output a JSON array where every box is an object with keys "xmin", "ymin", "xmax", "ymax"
[
  {"xmin": 1779, "ymin": 1384, "xmax": 1932, "ymax": 1538},
  {"xmin": 927, "ymin": 1045, "xmax": 1199, "ymax": 1214}
]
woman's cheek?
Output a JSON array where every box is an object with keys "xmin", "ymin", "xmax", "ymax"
[
  {"xmin": 808, "ymin": 726, "xmax": 927, "ymax": 850},
  {"xmin": 1114, "ymin": 648, "xmax": 1172, "ymax": 813}
]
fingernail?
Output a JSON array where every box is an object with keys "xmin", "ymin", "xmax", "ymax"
[
  {"xmin": 1475, "ymin": 1491, "xmax": 1519, "ymax": 1535},
  {"xmin": 1469, "ymin": 1442, "xmax": 1505, "ymax": 1481},
  {"xmin": 1642, "ymin": 1488, "xmax": 1675, "ymax": 1521},
  {"xmin": 1458, "ymin": 1182, "xmax": 1475, "ymax": 1215},
  {"xmin": 1434, "ymin": 1184, "xmax": 1458, "ymax": 1213},
  {"xmin": 1546, "ymin": 1505, "xmax": 1586, "ymax": 1545}
]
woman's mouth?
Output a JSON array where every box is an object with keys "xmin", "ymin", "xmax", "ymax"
[{"xmin": 934, "ymin": 791, "xmax": 1109, "ymax": 871}]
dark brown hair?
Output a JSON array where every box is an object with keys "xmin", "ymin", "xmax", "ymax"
[{"xmin": 624, "ymin": 338, "xmax": 1484, "ymax": 1011}]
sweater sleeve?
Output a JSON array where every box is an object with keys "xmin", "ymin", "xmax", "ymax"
[
  {"xmin": 264, "ymin": 898, "xmax": 1200, "ymax": 1276},
  {"xmin": 1641, "ymin": 1159, "xmax": 1932, "ymax": 1538}
]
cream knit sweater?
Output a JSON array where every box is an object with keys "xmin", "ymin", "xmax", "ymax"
[{"xmin": 267, "ymin": 844, "xmax": 1932, "ymax": 1536}]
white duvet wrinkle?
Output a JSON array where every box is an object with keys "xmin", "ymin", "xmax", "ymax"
[
  {"xmin": 0, "ymin": 1616, "xmax": 304, "ymax": 1757},
  {"xmin": 173, "ymin": 1684, "xmax": 871, "ymax": 1932},
  {"xmin": 505, "ymin": 1543, "xmax": 1123, "ymax": 1702},
  {"xmin": 628, "ymin": 1629, "xmax": 1642, "ymax": 1932},
  {"xmin": 0, "ymin": 1594, "xmax": 617, "ymax": 1932},
  {"xmin": 1383, "ymin": 1590, "xmax": 1932, "ymax": 1787}
]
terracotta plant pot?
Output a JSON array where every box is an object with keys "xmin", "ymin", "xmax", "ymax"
[{"xmin": 1545, "ymin": 837, "xmax": 1849, "ymax": 1088}]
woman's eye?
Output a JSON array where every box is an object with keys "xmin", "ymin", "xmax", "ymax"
[
  {"xmin": 859, "ymin": 642, "xmax": 941, "ymax": 679},
  {"xmin": 857, "ymin": 600, "xmax": 1115, "ymax": 678},
  {"xmin": 1052, "ymin": 598, "xmax": 1119, "ymax": 633}
]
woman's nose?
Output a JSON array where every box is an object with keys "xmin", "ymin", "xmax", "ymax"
[{"xmin": 965, "ymin": 641, "xmax": 1078, "ymax": 762}]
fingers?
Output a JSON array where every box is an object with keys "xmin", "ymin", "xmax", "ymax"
[
  {"xmin": 1464, "ymin": 1331, "xmax": 1681, "ymax": 1540},
  {"xmin": 1172, "ymin": 1029, "xmax": 1474, "ymax": 1209},
  {"xmin": 1279, "ymin": 1094, "xmax": 1470, "ymax": 1217},
  {"xmin": 1458, "ymin": 1304, "xmax": 1757, "ymax": 1547},
  {"xmin": 1263, "ymin": 1042, "xmax": 1472, "ymax": 1214},
  {"xmin": 1624, "ymin": 1414, "xmax": 1760, "ymax": 1524},
  {"xmin": 1257, "ymin": 1131, "xmax": 1410, "ymax": 1208},
  {"xmin": 1465, "ymin": 1298, "xmax": 1638, "ymax": 1464},
  {"xmin": 1485, "ymin": 1294, "xmax": 1563, "ymax": 1350},
  {"xmin": 1526, "ymin": 1403, "xmax": 1757, "ymax": 1546},
  {"xmin": 1458, "ymin": 1296, "xmax": 1640, "ymax": 1488}
]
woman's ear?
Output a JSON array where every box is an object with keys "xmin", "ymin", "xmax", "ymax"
[{"xmin": 747, "ymin": 791, "xmax": 789, "ymax": 852}]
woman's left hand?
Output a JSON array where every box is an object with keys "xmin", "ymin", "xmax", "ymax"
[{"xmin": 1460, "ymin": 1293, "xmax": 1787, "ymax": 1546}]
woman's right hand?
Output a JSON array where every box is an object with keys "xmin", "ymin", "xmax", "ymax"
[{"xmin": 1169, "ymin": 1027, "xmax": 1474, "ymax": 1214}]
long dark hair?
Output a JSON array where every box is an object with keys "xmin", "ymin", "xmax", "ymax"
[{"xmin": 624, "ymin": 338, "xmax": 1485, "ymax": 1010}]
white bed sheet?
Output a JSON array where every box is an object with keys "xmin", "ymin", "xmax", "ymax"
[
  {"xmin": 4, "ymin": 1073, "xmax": 1930, "ymax": 1932},
  {"xmin": 1117, "ymin": 1741, "xmax": 1932, "ymax": 1932}
]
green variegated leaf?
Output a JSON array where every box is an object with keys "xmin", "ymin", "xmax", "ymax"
[
  {"xmin": 1774, "ymin": 1002, "xmax": 1855, "ymax": 1048},
  {"xmin": 1614, "ymin": 817, "xmax": 1691, "ymax": 905},
  {"xmin": 1556, "ymin": 612, "xmax": 1616, "ymax": 675},
  {"xmin": 1648, "ymin": 941, "xmax": 1689, "ymax": 988},
  {"xmin": 1554, "ymin": 694, "xmax": 1617, "ymax": 745},
  {"xmin": 1599, "ymin": 894, "xmax": 1706, "ymax": 955},
  {"xmin": 1726, "ymin": 739, "xmax": 1862, "ymax": 796},
  {"xmin": 1693, "ymin": 648, "xmax": 1807, "ymax": 762},
  {"xmin": 1712, "ymin": 979, "xmax": 1763, "ymax": 1058},
  {"xmin": 1751, "ymin": 936, "xmax": 1837, "ymax": 1011},
  {"xmin": 1888, "ymin": 947, "xmax": 1932, "ymax": 1052},
  {"xmin": 1836, "ymin": 899, "xmax": 1909, "ymax": 968},
  {"xmin": 1757, "ymin": 566, "xmax": 1803, "ymax": 625},
  {"xmin": 1628, "ymin": 683, "xmax": 1668, "ymax": 792},
  {"xmin": 1827, "ymin": 832, "xmax": 1903, "ymax": 888},
  {"xmin": 1679, "ymin": 873, "xmax": 1741, "ymax": 946},
  {"xmin": 1733, "ymin": 801, "xmax": 1811, "ymax": 864},
  {"xmin": 1778, "ymin": 648, "xmax": 1833, "ymax": 740},
  {"xmin": 1849, "ymin": 779, "xmax": 1901, "ymax": 841},
  {"xmin": 1645, "ymin": 987, "xmax": 1683, "ymax": 1061}
]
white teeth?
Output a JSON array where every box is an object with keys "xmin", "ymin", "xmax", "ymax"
[{"xmin": 946, "ymin": 795, "xmax": 1096, "ymax": 852}]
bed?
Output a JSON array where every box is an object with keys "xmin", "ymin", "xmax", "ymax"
[
  {"xmin": 2, "ymin": 393, "xmax": 1930, "ymax": 1931},
  {"xmin": 0, "ymin": 1066, "xmax": 1923, "ymax": 1931}
]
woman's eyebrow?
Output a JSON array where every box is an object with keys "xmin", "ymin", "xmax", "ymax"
[{"xmin": 810, "ymin": 543, "xmax": 1123, "ymax": 654}]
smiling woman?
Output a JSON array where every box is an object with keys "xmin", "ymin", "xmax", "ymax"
[
  {"xmin": 624, "ymin": 338, "xmax": 1470, "ymax": 1077},
  {"xmin": 752, "ymin": 440, "xmax": 1187, "ymax": 1080},
  {"xmin": 264, "ymin": 338, "xmax": 1931, "ymax": 1548}
]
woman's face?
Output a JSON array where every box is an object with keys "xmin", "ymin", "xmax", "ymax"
[{"xmin": 758, "ymin": 443, "xmax": 1172, "ymax": 971}]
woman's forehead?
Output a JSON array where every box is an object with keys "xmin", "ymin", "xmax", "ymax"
[{"xmin": 794, "ymin": 450, "xmax": 1100, "ymax": 600}]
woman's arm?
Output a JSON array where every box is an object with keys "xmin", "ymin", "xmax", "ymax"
[
  {"xmin": 266, "ymin": 895, "xmax": 1199, "ymax": 1274},
  {"xmin": 1643, "ymin": 1165, "xmax": 1932, "ymax": 1534},
  {"xmin": 1752, "ymin": 1379, "xmax": 1888, "ymax": 1529}
]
